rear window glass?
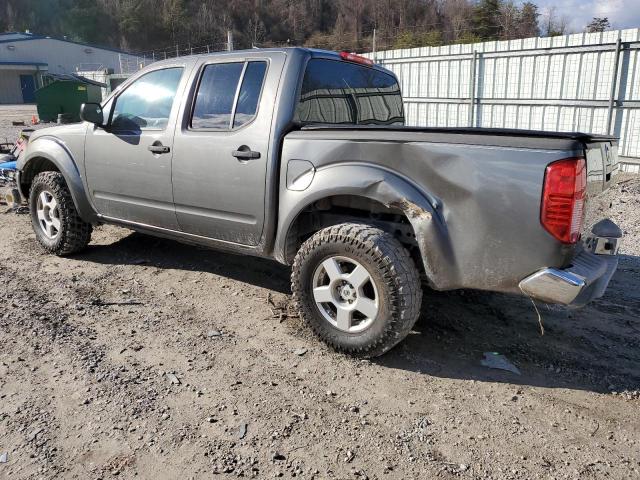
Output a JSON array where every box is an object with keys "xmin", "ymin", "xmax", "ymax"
[
  {"xmin": 234, "ymin": 62, "xmax": 267, "ymax": 128},
  {"xmin": 191, "ymin": 61, "xmax": 267, "ymax": 130},
  {"xmin": 192, "ymin": 63, "xmax": 244, "ymax": 129},
  {"xmin": 295, "ymin": 59, "xmax": 404, "ymax": 126}
]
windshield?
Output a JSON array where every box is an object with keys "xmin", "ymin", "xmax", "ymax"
[{"xmin": 295, "ymin": 59, "xmax": 405, "ymax": 126}]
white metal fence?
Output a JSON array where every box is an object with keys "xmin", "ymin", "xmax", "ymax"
[{"xmin": 366, "ymin": 29, "xmax": 640, "ymax": 163}]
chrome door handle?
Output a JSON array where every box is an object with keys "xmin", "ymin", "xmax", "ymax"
[{"xmin": 148, "ymin": 144, "xmax": 170, "ymax": 154}]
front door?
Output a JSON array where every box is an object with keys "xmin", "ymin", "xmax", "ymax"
[
  {"xmin": 20, "ymin": 74, "xmax": 36, "ymax": 103},
  {"xmin": 171, "ymin": 53, "xmax": 285, "ymax": 245},
  {"xmin": 84, "ymin": 66, "xmax": 187, "ymax": 229}
]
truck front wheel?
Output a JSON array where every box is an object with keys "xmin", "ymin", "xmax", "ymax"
[
  {"xmin": 291, "ymin": 223, "xmax": 422, "ymax": 357},
  {"xmin": 29, "ymin": 172, "xmax": 92, "ymax": 256}
]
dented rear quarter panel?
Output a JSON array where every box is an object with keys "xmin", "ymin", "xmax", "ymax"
[{"xmin": 278, "ymin": 129, "xmax": 585, "ymax": 293}]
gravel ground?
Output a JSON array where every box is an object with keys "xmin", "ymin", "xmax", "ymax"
[
  {"xmin": 1, "ymin": 108, "xmax": 639, "ymax": 479},
  {"xmin": 587, "ymin": 173, "xmax": 640, "ymax": 257},
  {"xmin": 0, "ymin": 105, "xmax": 50, "ymax": 147}
]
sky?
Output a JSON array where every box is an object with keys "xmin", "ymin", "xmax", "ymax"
[{"xmin": 532, "ymin": 0, "xmax": 640, "ymax": 32}]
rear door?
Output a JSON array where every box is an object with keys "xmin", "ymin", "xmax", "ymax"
[
  {"xmin": 84, "ymin": 66, "xmax": 187, "ymax": 229},
  {"xmin": 171, "ymin": 53, "xmax": 285, "ymax": 245}
]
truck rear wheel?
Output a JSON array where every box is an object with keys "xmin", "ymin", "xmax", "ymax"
[
  {"xmin": 291, "ymin": 223, "xmax": 422, "ymax": 357},
  {"xmin": 29, "ymin": 172, "xmax": 92, "ymax": 256}
]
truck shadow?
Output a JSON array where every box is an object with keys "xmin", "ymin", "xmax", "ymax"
[
  {"xmin": 76, "ymin": 231, "xmax": 640, "ymax": 394},
  {"xmin": 76, "ymin": 230, "xmax": 292, "ymax": 293},
  {"xmin": 378, "ymin": 254, "xmax": 640, "ymax": 394}
]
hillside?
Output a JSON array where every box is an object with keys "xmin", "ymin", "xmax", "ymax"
[{"xmin": 2, "ymin": 0, "xmax": 556, "ymax": 55}]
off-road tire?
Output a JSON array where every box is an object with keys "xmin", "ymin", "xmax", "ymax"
[
  {"xmin": 291, "ymin": 223, "xmax": 422, "ymax": 357},
  {"xmin": 29, "ymin": 171, "xmax": 92, "ymax": 255}
]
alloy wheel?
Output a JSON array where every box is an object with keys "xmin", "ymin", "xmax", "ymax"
[
  {"xmin": 36, "ymin": 190, "xmax": 61, "ymax": 239},
  {"xmin": 311, "ymin": 256, "xmax": 379, "ymax": 333}
]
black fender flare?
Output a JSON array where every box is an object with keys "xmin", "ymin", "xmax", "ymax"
[
  {"xmin": 19, "ymin": 136, "xmax": 99, "ymax": 223},
  {"xmin": 274, "ymin": 163, "xmax": 456, "ymax": 288}
]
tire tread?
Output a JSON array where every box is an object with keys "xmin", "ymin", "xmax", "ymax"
[
  {"xmin": 291, "ymin": 223, "xmax": 422, "ymax": 357},
  {"xmin": 29, "ymin": 172, "xmax": 92, "ymax": 256}
]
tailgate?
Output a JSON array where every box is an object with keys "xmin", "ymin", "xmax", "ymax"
[
  {"xmin": 582, "ymin": 136, "xmax": 621, "ymax": 241},
  {"xmin": 584, "ymin": 137, "xmax": 620, "ymax": 196}
]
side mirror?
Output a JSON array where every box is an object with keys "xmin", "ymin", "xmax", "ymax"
[{"xmin": 80, "ymin": 103, "xmax": 105, "ymax": 127}]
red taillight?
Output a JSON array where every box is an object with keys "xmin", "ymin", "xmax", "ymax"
[
  {"xmin": 541, "ymin": 157, "xmax": 587, "ymax": 244},
  {"xmin": 339, "ymin": 51, "xmax": 374, "ymax": 67}
]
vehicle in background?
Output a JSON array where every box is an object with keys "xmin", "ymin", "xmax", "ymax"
[{"xmin": 1, "ymin": 130, "xmax": 32, "ymax": 208}]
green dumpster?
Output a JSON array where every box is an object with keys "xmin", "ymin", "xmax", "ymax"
[{"xmin": 35, "ymin": 74, "xmax": 105, "ymax": 123}]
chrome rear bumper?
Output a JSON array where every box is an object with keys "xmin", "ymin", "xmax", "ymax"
[
  {"xmin": 519, "ymin": 220, "xmax": 621, "ymax": 308},
  {"xmin": 519, "ymin": 252, "xmax": 617, "ymax": 307}
]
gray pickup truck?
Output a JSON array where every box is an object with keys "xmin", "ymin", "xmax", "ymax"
[{"xmin": 17, "ymin": 47, "xmax": 622, "ymax": 357}]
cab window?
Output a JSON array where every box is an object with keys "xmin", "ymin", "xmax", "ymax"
[
  {"xmin": 295, "ymin": 59, "xmax": 404, "ymax": 125},
  {"xmin": 111, "ymin": 67, "xmax": 184, "ymax": 132},
  {"xmin": 191, "ymin": 61, "xmax": 267, "ymax": 130}
]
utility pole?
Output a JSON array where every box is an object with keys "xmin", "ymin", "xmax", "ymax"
[
  {"xmin": 227, "ymin": 30, "xmax": 234, "ymax": 51},
  {"xmin": 372, "ymin": 28, "xmax": 377, "ymax": 62},
  {"xmin": 469, "ymin": 50, "xmax": 478, "ymax": 127},
  {"xmin": 606, "ymin": 37, "xmax": 622, "ymax": 135}
]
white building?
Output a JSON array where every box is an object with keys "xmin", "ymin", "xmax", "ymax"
[{"xmin": 0, "ymin": 31, "xmax": 146, "ymax": 104}]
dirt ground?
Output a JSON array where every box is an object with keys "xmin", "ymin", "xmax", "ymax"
[
  {"xmin": 0, "ymin": 105, "xmax": 45, "ymax": 146},
  {"xmin": 1, "ymin": 110, "xmax": 640, "ymax": 480}
]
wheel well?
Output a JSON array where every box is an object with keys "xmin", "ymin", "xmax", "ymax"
[
  {"xmin": 20, "ymin": 157, "xmax": 59, "ymax": 194},
  {"xmin": 284, "ymin": 195, "xmax": 422, "ymax": 269}
]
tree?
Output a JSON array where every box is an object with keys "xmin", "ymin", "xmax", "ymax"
[
  {"xmin": 498, "ymin": 1, "xmax": 520, "ymax": 40},
  {"xmin": 61, "ymin": 0, "xmax": 111, "ymax": 45},
  {"xmin": 542, "ymin": 6, "xmax": 568, "ymax": 37},
  {"xmin": 247, "ymin": 12, "xmax": 266, "ymax": 47},
  {"xmin": 441, "ymin": 0, "xmax": 476, "ymax": 44},
  {"xmin": 586, "ymin": 17, "xmax": 610, "ymax": 33},
  {"xmin": 393, "ymin": 30, "xmax": 443, "ymax": 49},
  {"xmin": 162, "ymin": 0, "xmax": 188, "ymax": 44},
  {"xmin": 498, "ymin": 1, "xmax": 539, "ymax": 40},
  {"xmin": 518, "ymin": 2, "xmax": 540, "ymax": 38},
  {"xmin": 456, "ymin": 31, "xmax": 483, "ymax": 44},
  {"xmin": 0, "ymin": 0, "xmax": 568, "ymax": 54},
  {"xmin": 474, "ymin": 0, "xmax": 503, "ymax": 41}
]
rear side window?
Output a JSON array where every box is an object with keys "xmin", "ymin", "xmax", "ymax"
[
  {"xmin": 295, "ymin": 59, "xmax": 404, "ymax": 126},
  {"xmin": 111, "ymin": 67, "xmax": 183, "ymax": 131},
  {"xmin": 192, "ymin": 63, "xmax": 244, "ymax": 129},
  {"xmin": 191, "ymin": 61, "xmax": 267, "ymax": 130},
  {"xmin": 234, "ymin": 62, "xmax": 268, "ymax": 128}
]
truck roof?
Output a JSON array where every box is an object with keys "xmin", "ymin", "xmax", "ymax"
[{"xmin": 147, "ymin": 47, "xmax": 395, "ymax": 77}]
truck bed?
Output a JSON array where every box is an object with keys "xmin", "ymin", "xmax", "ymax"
[
  {"xmin": 300, "ymin": 124, "xmax": 617, "ymax": 149},
  {"xmin": 295, "ymin": 124, "xmax": 620, "ymax": 196},
  {"xmin": 301, "ymin": 124, "xmax": 618, "ymax": 141},
  {"xmin": 282, "ymin": 125, "xmax": 620, "ymax": 292}
]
